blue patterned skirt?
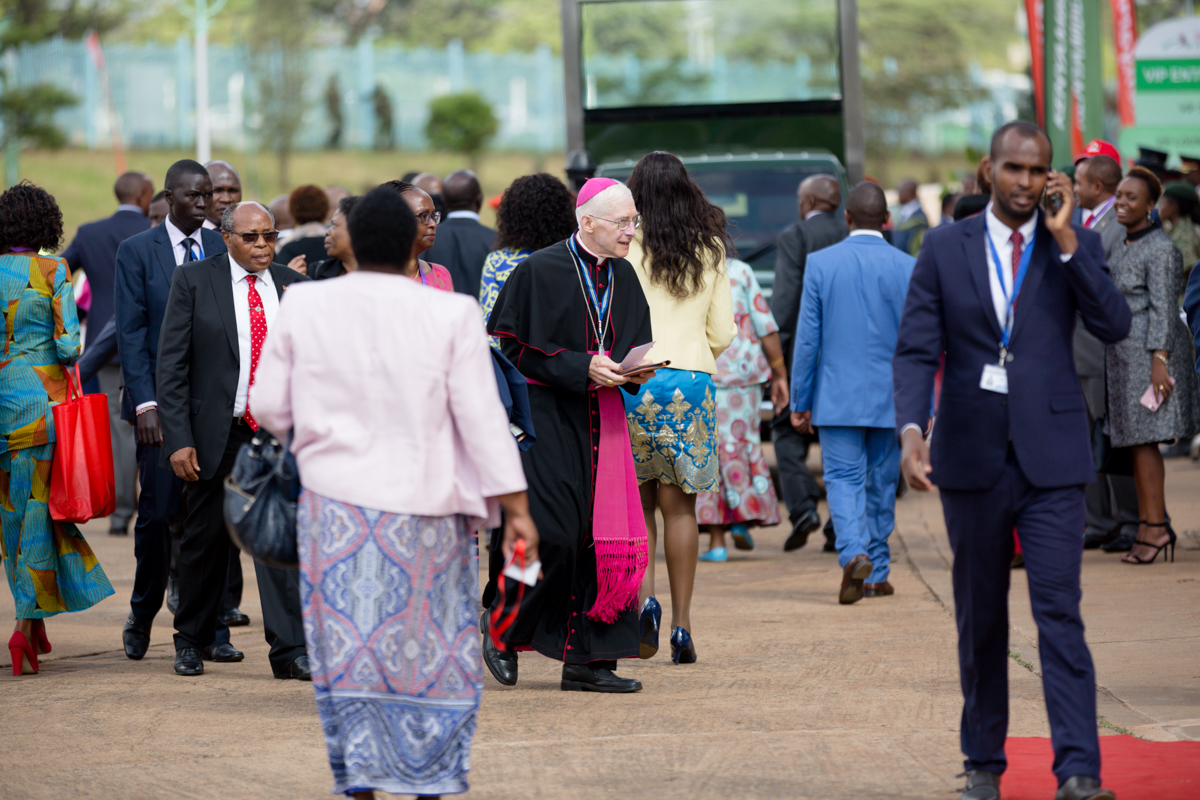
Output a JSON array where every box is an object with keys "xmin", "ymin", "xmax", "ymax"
[
  {"xmin": 297, "ymin": 490, "xmax": 482, "ymax": 797},
  {"xmin": 624, "ymin": 368, "xmax": 719, "ymax": 493}
]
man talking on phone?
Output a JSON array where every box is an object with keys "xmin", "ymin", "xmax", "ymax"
[{"xmin": 893, "ymin": 122, "xmax": 1130, "ymax": 800}]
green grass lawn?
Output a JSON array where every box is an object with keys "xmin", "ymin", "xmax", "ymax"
[{"xmin": 18, "ymin": 148, "xmax": 561, "ymax": 246}]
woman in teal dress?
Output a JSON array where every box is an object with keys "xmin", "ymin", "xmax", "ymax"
[
  {"xmin": 478, "ymin": 173, "xmax": 577, "ymax": 347},
  {"xmin": 1, "ymin": 182, "xmax": 113, "ymax": 676}
]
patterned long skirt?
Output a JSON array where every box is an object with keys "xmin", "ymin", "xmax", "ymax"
[
  {"xmin": 695, "ymin": 385, "xmax": 782, "ymax": 527},
  {"xmin": 297, "ymin": 490, "xmax": 483, "ymax": 797},
  {"xmin": 0, "ymin": 443, "xmax": 113, "ymax": 618},
  {"xmin": 624, "ymin": 367, "xmax": 719, "ymax": 493}
]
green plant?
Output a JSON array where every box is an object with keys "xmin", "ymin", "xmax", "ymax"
[
  {"xmin": 0, "ymin": 84, "xmax": 77, "ymax": 150},
  {"xmin": 424, "ymin": 92, "xmax": 497, "ymax": 164}
]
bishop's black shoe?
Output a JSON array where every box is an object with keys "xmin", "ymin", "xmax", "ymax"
[
  {"xmin": 220, "ymin": 607, "xmax": 250, "ymax": 627},
  {"xmin": 481, "ymin": 611, "xmax": 517, "ymax": 686},
  {"xmin": 561, "ymin": 663, "xmax": 642, "ymax": 693},
  {"xmin": 123, "ymin": 614, "xmax": 152, "ymax": 661}
]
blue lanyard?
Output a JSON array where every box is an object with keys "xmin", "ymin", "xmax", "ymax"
[
  {"xmin": 567, "ymin": 233, "xmax": 612, "ymax": 325},
  {"xmin": 985, "ymin": 221, "xmax": 1036, "ymax": 349}
]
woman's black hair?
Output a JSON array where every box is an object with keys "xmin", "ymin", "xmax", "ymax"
[
  {"xmin": 494, "ymin": 173, "xmax": 577, "ymax": 252},
  {"xmin": 1125, "ymin": 166, "xmax": 1163, "ymax": 205},
  {"xmin": 349, "ymin": 186, "xmax": 417, "ymax": 269},
  {"xmin": 627, "ymin": 151, "xmax": 733, "ymax": 299},
  {"xmin": 0, "ymin": 181, "xmax": 64, "ymax": 253}
]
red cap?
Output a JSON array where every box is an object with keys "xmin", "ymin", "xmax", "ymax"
[{"xmin": 1074, "ymin": 139, "xmax": 1120, "ymax": 165}]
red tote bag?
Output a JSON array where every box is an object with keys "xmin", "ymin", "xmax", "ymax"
[{"xmin": 49, "ymin": 364, "xmax": 116, "ymax": 523}]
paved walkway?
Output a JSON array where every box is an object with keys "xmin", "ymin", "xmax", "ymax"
[{"xmin": 2, "ymin": 455, "xmax": 1197, "ymax": 799}]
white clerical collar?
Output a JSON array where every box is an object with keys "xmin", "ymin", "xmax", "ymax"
[
  {"xmin": 446, "ymin": 210, "xmax": 480, "ymax": 222},
  {"xmin": 849, "ymin": 229, "xmax": 885, "ymax": 238},
  {"xmin": 573, "ymin": 231, "xmax": 608, "ymax": 264}
]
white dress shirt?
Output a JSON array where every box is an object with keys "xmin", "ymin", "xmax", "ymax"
[
  {"xmin": 230, "ymin": 258, "xmax": 280, "ymax": 417},
  {"xmin": 1082, "ymin": 196, "xmax": 1115, "ymax": 229},
  {"xmin": 138, "ymin": 219, "xmax": 208, "ymax": 412},
  {"xmin": 202, "ymin": 218, "xmax": 219, "ymax": 231},
  {"xmin": 445, "ymin": 210, "xmax": 480, "ymax": 222},
  {"xmin": 164, "ymin": 217, "xmax": 206, "ymax": 266},
  {"xmin": 848, "ymin": 229, "xmax": 885, "ymax": 239},
  {"xmin": 899, "ymin": 198, "xmax": 923, "ymax": 222}
]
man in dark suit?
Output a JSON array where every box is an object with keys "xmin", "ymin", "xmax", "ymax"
[
  {"xmin": 423, "ymin": 169, "xmax": 495, "ymax": 296},
  {"xmin": 157, "ymin": 201, "xmax": 310, "ymax": 680},
  {"xmin": 1071, "ymin": 153, "xmax": 1140, "ymax": 552},
  {"xmin": 772, "ymin": 174, "xmax": 848, "ymax": 551},
  {"xmin": 894, "ymin": 122, "xmax": 1129, "ymax": 800},
  {"xmin": 63, "ymin": 171, "xmax": 153, "ymax": 536},
  {"xmin": 891, "ymin": 178, "xmax": 929, "ymax": 256},
  {"xmin": 114, "ymin": 159, "xmax": 230, "ymax": 662}
]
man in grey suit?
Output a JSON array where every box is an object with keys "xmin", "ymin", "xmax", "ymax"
[
  {"xmin": 772, "ymin": 174, "xmax": 849, "ymax": 551},
  {"xmin": 1073, "ymin": 153, "xmax": 1139, "ymax": 551}
]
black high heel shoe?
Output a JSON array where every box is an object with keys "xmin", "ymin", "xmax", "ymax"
[
  {"xmin": 669, "ymin": 627, "xmax": 697, "ymax": 664},
  {"xmin": 1123, "ymin": 520, "xmax": 1176, "ymax": 564}
]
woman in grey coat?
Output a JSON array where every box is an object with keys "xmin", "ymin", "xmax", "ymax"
[{"xmin": 1105, "ymin": 166, "xmax": 1200, "ymax": 564}]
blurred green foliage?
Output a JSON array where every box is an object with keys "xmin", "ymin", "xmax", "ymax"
[{"xmin": 425, "ymin": 92, "xmax": 498, "ymax": 162}]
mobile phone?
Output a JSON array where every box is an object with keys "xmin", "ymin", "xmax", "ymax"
[{"xmin": 1045, "ymin": 170, "xmax": 1063, "ymax": 215}]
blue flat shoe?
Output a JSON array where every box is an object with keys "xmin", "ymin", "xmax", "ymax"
[
  {"xmin": 730, "ymin": 524, "xmax": 755, "ymax": 551},
  {"xmin": 699, "ymin": 547, "xmax": 727, "ymax": 562},
  {"xmin": 638, "ymin": 596, "xmax": 661, "ymax": 659},
  {"xmin": 670, "ymin": 626, "xmax": 697, "ymax": 664}
]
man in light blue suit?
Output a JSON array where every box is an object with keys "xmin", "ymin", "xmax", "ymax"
[{"xmin": 789, "ymin": 182, "xmax": 916, "ymax": 604}]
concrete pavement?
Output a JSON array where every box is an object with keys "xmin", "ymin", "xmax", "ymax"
[{"xmin": 1, "ymin": 454, "xmax": 1197, "ymax": 799}]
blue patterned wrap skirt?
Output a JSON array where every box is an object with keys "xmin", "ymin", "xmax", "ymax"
[
  {"xmin": 297, "ymin": 490, "xmax": 483, "ymax": 797},
  {"xmin": 624, "ymin": 367, "xmax": 719, "ymax": 493}
]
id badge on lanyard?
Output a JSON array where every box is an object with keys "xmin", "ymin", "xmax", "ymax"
[{"xmin": 980, "ymin": 223, "xmax": 1036, "ymax": 395}]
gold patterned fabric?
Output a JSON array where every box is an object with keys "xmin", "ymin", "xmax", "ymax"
[{"xmin": 624, "ymin": 368, "xmax": 718, "ymax": 493}]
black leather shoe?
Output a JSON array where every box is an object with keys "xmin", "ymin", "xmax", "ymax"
[
  {"xmin": 220, "ymin": 607, "xmax": 250, "ymax": 627},
  {"xmin": 481, "ymin": 611, "xmax": 518, "ymax": 685},
  {"xmin": 166, "ymin": 579, "xmax": 180, "ymax": 616},
  {"xmin": 823, "ymin": 517, "xmax": 837, "ymax": 552},
  {"xmin": 277, "ymin": 655, "xmax": 312, "ymax": 680},
  {"xmin": 561, "ymin": 663, "xmax": 642, "ymax": 693},
  {"xmin": 959, "ymin": 770, "xmax": 1000, "ymax": 800},
  {"xmin": 1101, "ymin": 531, "xmax": 1135, "ymax": 553},
  {"xmin": 174, "ymin": 647, "xmax": 204, "ymax": 676},
  {"xmin": 1083, "ymin": 527, "xmax": 1120, "ymax": 549},
  {"xmin": 201, "ymin": 642, "xmax": 245, "ymax": 662},
  {"xmin": 123, "ymin": 613, "xmax": 152, "ymax": 660},
  {"xmin": 1055, "ymin": 775, "xmax": 1115, "ymax": 800},
  {"xmin": 783, "ymin": 510, "xmax": 821, "ymax": 552}
]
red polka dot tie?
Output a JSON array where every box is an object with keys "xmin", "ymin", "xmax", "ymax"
[{"xmin": 243, "ymin": 275, "xmax": 267, "ymax": 432}]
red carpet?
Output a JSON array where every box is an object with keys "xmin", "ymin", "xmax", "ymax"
[{"xmin": 1003, "ymin": 736, "xmax": 1200, "ymax": 799}]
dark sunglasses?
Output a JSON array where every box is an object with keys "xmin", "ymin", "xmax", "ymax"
[{"xmin": 229, "ymin": 230, "xmax": 280, "ymax": 244}]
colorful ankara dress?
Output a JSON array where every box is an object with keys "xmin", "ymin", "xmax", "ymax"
[
  {"xmin": 488, "ymin": 234, "xmax": 653, "ymax": 662},
  {"xmin": 251, "ymin": 271, "xmax": 526, "ymax": 796},
  {"xmin": 0, "ymin": 253, "xmax": 113, "ymax": 618},
  {"xmin": 478, "ymin": 246, "xmax": 533, "ymax": 348},
  {"xmin": 696, "ymin": 259, "xmax": 782, "ymax": 527}
]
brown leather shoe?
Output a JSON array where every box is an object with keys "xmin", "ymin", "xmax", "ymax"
[
  {"xmin": 863, "ymin": 581, "xmax": 894, "ymax": 597},
  {"xmin": 839, "ymin": 554, "xmax": 873, "ymax": 605}
]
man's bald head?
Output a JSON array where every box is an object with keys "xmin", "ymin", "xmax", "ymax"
[
  {"xmin": 845, "ymin": 181, "xmax": 889, "ymax": 231},
  {"xmin": 115, "ymin": 171, "xmax": 153, "ymax": 213},
  {"xmin": 798, "ymin": 174, "xmax": 841, "ymax": 217},
  {"xmin": 411, "ymin": 173, "xmax": 442, "ymax": 196},
  {"xmin": 269, "ymin": 195, "xmax": 294, "ymax": 230},
  {"xmin": 442, "ymin": 169, "xmax": 483, "ymax": 213},
  {"xmin": 204, "ymin": 160, "xmax": 242, "ymax": 226},
  {"xmin": 897, "ymin": 179, "xmax": 918, "ymax": 204}
]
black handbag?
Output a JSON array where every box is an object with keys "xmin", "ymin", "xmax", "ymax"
[
  {"xmin": 1091, "ymin": 416, "xmax": 1134, "ymax": 476},
  {"xmin": 223, "ymin": 430, "xmax": 300, "ymax": 568}
]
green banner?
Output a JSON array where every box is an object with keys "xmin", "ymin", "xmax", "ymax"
[
  {"xmin": 1137, "ymin": 59, "xmax": 1200, "ymax": 92},
  {"xmin": 1040, "ymin": 0, "xmax": 1103, "ymax": 162}
]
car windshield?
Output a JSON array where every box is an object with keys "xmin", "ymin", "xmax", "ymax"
[
  {"xmin": 580, "ymin": 0, "xmax": 841, "ymax": 110},
  {"xmin": 599, "ymin": 162, "xmax": 844, "ymax": 301}
]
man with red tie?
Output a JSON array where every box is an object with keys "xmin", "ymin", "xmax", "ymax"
[{"xmin": 156, "ymin": 201, "xmax": 311, "ymax": 678}]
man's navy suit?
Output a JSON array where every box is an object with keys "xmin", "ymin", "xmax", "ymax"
[
  {"xmin": 114, "ymin": 223, "xmax": 228, "ymax": 632},
  {"xmin": 63, "ymin": 207, "xmax": 150, "ymax": 530},
  {"xmin": 423, "ymin": 214, "xmax": 496, "ymax": 297},
  {"xmin": 893, "ymin": 211, "xmax": 1130, "ymax": 783}
]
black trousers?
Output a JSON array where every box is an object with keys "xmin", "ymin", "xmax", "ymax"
[
  {"xmin": 769, "ymin": 413, "xmax": 822, "ymax": 523},
  {"xmin": 172, "ymin": 421, "xmax": 306, "ymax": 674},
  {"xmin": 940, "ymin": 452, "xmax": 1099, "ymax": 783}
]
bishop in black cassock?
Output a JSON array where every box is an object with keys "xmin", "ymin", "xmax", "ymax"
[{"xmin": 486, "ymin": 179, "xmax": 654, "ymax": 693}]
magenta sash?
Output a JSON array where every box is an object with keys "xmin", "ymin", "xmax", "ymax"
[{"xmin": 587, "ymin": 385, "xmax": 648, "ymax": 622}]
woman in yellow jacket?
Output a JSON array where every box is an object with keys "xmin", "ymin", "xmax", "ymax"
[{"xmin": 625, "ymin": 152, "xmax": 736, "ymax": 665}]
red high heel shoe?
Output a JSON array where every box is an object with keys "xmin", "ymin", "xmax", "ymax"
[
  {"xmin": 8, "ymin": 631, "xmax": 39, "ymax": 675},
  {"xmin": 31, "ymin": 619, "xmax": 51, "ymax": 655}
]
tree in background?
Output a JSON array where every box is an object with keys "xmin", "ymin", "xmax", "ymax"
[
  {"xmin": 244, "ymin": 0, "xmax": 308, "ymax": 190},
  {"xmin": 425, "ymin": 92, "xmax": 497, "ymax": 169},
  {"xmin": 0, "ymin": 0, "xmax": 129, "ymax": 184}
]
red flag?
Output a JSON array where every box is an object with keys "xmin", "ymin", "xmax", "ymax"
[
  {"xmin": 1111, "ymin": 0, "xmax": 1137, "ymax": 127},
  {"xmin": 1025, "ymin": 0, "xmax": 1045, "ymax": 128}
]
